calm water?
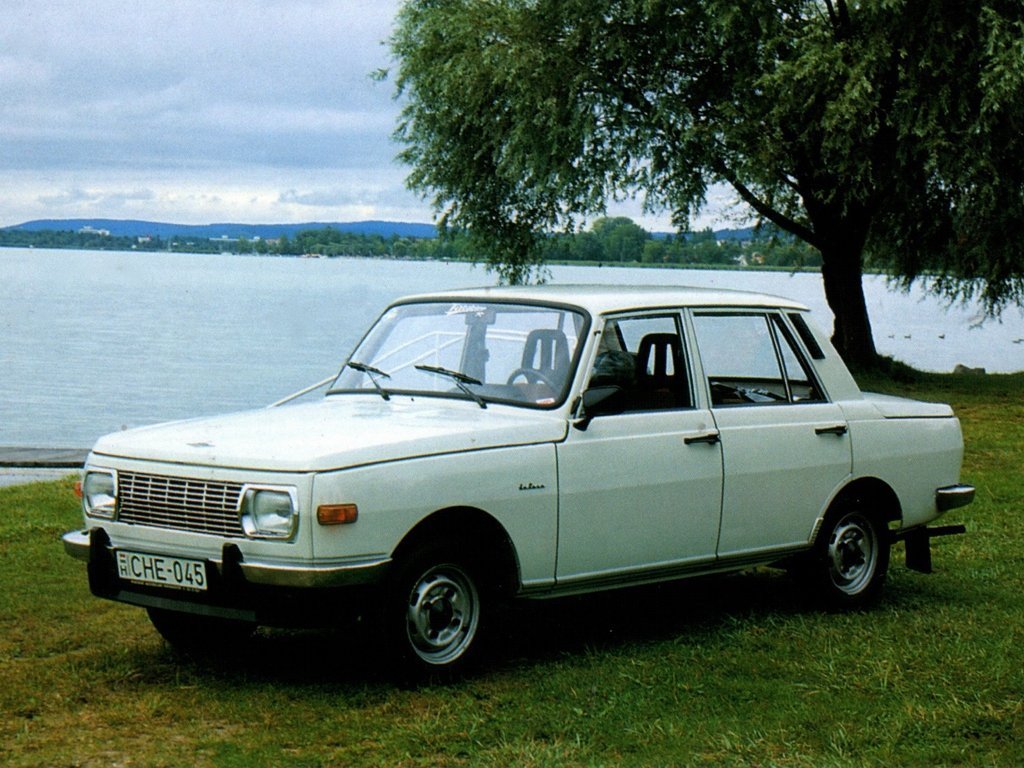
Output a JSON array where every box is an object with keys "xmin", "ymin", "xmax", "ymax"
[{"xmin": 2, "ymin": 248, "xmax": 1021, "ymax": 447}]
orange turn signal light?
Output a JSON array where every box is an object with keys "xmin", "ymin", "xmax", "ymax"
[{"xmin": 317, "ymin": 503, "xmax": 359, "ymax": 526}]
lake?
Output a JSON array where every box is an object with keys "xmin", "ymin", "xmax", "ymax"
[{"xmin": 2, "ymin": 247, "xmax": 1021, "ymax": 448}]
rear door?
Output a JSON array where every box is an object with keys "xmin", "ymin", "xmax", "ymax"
[{"xmin": 691, "ymin": 311, "xmax": 852, "ymax": 557}]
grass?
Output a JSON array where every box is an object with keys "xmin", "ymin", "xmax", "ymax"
[{"xmin": 2, "ymin": 372, "xmax": 1022, "ymax": 767}]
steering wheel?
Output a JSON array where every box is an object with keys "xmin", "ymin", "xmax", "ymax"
[{"xmin": 506, "ymin": 367, "xmax": 559, "ymax": 390}]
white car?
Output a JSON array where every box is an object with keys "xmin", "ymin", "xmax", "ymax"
[{"xmin": 64, "ymin": 285, "xmax": 973, "ymax": 677}]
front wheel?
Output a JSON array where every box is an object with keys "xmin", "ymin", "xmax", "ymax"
[
  {"xmin": 386, "ymin": 543, "xmax": 486, "ymax": 680},
  {"xmin": 805, "ymin": 508, "xmax": 890, "ymax": 609}
]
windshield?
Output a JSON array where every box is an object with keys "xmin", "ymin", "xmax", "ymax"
[{"xmin": 329, "ymin": 300, "xmax": 588, "ymax": 408}]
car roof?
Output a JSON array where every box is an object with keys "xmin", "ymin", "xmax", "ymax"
[{"xmin": 399, "ymin": 284, "xmax": 809, "ymax": 315}]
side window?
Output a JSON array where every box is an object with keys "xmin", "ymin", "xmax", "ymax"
[
  {"xmin": 693, "ymin": 313, "xmax": 824, "ymax": 406},
  {"xmin": 588, "ymin": 314, "xmax": 692, "ymax": 410},
  {"xmin": 788, "ymin": 312, "xmax": 825, "ymax": 360},
  {"xmin": 772, "ymin": 316, "xmax": 825, "ymax": 402}
]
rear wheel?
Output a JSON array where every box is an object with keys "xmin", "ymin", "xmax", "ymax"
[
  {"xmin": 806, "ymin": 508, "xmax": 890, "ymax": 608},
  {"xmin": 147, "ymin": 607, "xmax": 256, "ymax": 654},
  {"xmin": 386, "ymin": 542, "xmax": 487, "ymax": 680}
]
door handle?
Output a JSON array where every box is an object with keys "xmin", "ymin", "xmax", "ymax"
[
  {"xmin": 684, "ymin": 430, "xmax": 721, "ymax": 446},
  {"xmin": 815, "ymin": 424, "xmax": 848, "ymax": 436}
]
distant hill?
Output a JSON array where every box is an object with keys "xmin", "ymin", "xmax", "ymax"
[
  {"xmin": 5, "ymin": 219, "xmax": 439, "ymax": 240},
  {"xmin": 710, "ymin": 227, "xmax": 756, "ymax": 241},
  {"xmin": 649, "ymin": 226, "xmax": 756, "ymax": 241}
]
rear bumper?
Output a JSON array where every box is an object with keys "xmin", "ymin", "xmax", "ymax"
[
  {"xmin": 936, "ymin": 484, "xmax": 975, "ymax": 512},
  {"xmin": 889, "ymin": 484, "xmax": 975, "ymax": 575},
  {"xmin": 62, "ymin": 528, "xmax": 390, "ymax": 625}
]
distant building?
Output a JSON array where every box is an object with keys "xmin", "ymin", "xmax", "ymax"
[{"xmin": 78, "ymin": 226, "xmax": 111, "ymax": 237}]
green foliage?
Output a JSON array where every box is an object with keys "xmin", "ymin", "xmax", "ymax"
[
  {"xmin": 0, "ymin": 228, "xmax": 160, "ymax": 252},
  {"xmin": 390, "ymin": 0, "xmax": 1024, "ymax": 365}
]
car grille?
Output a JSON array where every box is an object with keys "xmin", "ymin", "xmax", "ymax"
[{"xmin": 117, "ymin": 472, "xmax": 245, "ymax": 538}]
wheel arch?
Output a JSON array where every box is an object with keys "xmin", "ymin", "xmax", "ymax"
[
  {"xmin": 391, "ymin": 506, "xmax": 521, "ymax": 598},
  {"xmin": 801, "ymin": 477, "xmax": 898, "ymax": 606},
  {"xmin": 817, "ymin": 476, "xmax": 903, "ymax": 542}
]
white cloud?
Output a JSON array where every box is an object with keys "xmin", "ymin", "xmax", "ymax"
[
  {"xmin": 36, "ymin": 188, "xmax": 103, "ymax": 208},
  {"xmin": 34, "ymin": 186, "xmax": 155, "ymax": 214},
  {"xmin": 0, "ymin": 54, "xmax": 50, "ymax": 90},
  {"xmin": 2, "ymin": 163, "xmax": 427, "ymax": 225},
  {"xmin": 279, "ymin": 188, "xmax": 372, "ymax": 207}
]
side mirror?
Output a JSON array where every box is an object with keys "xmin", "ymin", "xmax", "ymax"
[{"xmin": 572, "ymin": 386, "xmax": 625, "ymax": 431}]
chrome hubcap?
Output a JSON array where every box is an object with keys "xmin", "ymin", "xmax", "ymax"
[
  {"xmin": 828, "ymin": 513, "xmax": 877, "ymax": 595},
  {"xmin": 406, "ymin": 564, "xmax": 479, "ymax": 665}
]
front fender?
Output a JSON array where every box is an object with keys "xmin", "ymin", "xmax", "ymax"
[{"xmin": 310, "ymin": 443, "xmax": 558, "ymax": 589}]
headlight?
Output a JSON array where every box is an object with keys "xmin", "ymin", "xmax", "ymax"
[
  {"xmin": 240, "ymin": 486, "xmax": 298, "ymax": 539},
  {"xmin": 82, "ymin": 470, "xmax": 117, "ymax": 519}
]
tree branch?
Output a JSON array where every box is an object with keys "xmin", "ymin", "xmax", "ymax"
[
  {"xmin": 836, "ymin": 0, "xmax": 851, "ymax": 28},
  {"xmin": 824, "ymin": 0, "xmax": 839, "ymax": 27},
  {"xmin": 715, "ymin": 161, "xmax": 820, "ymax": 248},
  {"xmin": 824, "ymin": 0, "xmax": 852, "ymax": 39}
]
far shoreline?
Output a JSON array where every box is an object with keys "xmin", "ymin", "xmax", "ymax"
[{"xmin": 0, "ymin": 242, "xmax": 844, "ymax": 277}]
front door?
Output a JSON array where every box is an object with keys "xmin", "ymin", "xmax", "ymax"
[{"xmin": 556, "ymin": 312, "xmax": 723, "ymax": 586}]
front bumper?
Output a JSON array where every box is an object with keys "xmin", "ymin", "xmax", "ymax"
[{"xmin": 62, "ymin": 528, "xmax": 391, "ymax": 624}]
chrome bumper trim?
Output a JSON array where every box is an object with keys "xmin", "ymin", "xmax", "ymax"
[
  {"xmin": 62, "ymin": 530, "xmax": 91, "ymax": 561},
  {"xmin": 239, "ymin": 557, "xmax": 391, "ymax": 588},
  {"xmin": 936, "ymin": 484, "xmax": 976, "ymax": 512}
]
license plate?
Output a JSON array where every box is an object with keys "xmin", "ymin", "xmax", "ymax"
[{"xmin": 116, "ymin": 550, "xmax": 208, "ymax": 591}]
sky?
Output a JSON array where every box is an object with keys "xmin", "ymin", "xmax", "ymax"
[{"xmin": 0, "ymin": 0, "xmax": 738, "ymax": 231}]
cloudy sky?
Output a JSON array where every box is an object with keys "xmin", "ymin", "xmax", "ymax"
[{"xmin": 0, "ymin": 1, "xmax": 734, "ymax": 230}]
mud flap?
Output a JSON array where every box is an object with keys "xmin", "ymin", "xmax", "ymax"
[{"xmin": 902, "ymin": 525, "xmax": 967, "ymax": 574}]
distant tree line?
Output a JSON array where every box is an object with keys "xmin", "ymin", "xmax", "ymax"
[
  {"xmin": 0, "ymin": 217, "xmax": 822, "ymax": 269},
  {"xmin": 536, "ymin": 217, "xmax": 822, "ymax": 269},
  {"xmin": 0, "ymin": 228, "xmax": 150, "ymax": 252}
]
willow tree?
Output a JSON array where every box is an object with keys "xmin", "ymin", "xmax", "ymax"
[{"xmin": 390, "ymin": 0, "xmax": 1024, "ymax": 366}]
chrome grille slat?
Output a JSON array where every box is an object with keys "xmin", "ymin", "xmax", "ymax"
[{"xmin": 117, "ymin": 472, "xmax": 245, "ymax": 537}]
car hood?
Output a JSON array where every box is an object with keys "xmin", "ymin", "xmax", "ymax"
[{"xmin": 91, "ymin": 396, "xmax": 569, "ymax": 472}]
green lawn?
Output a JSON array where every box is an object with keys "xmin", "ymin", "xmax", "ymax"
[{"xmin": 2, "ymin": 373, "xmax": 1022, "ymax": 767}]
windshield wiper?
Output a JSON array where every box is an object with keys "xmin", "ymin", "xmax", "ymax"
[
  {"xmin": 344, "ymin": 360, "xmax": 391, "ymax": 401},
  {"xmin": 415, "ymin": 364, "xmax": 487, "ymax": 409}
]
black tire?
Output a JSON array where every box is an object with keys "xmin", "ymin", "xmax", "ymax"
[
  {"xmin": 805, "ymin": 507, "xmax": 891, "ymax": 609},
  {"xmin": 385, "ymin": 542, "xmax": 488, "ymax": 681},
  {"xmin": 147, "ymin": 607, "xmax": 256, "ymax": 655}
]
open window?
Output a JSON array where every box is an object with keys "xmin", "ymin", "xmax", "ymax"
[{"xmin": 586, "ymin": 314, "xmax": 692, "ymax": 411}]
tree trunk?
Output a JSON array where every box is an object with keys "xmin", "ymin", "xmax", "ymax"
[
  {"xmin": 723, "ymin": 165, "xmax": 881, "ymax": 368},
  {"xmin": 818, "ymin": 238, "xmax": 879, "ymax": 369}
]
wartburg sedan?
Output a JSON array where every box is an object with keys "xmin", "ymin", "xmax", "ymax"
[{"xmin": 64, "ymin": 285, "xmax": 974, "ymax": 677}]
